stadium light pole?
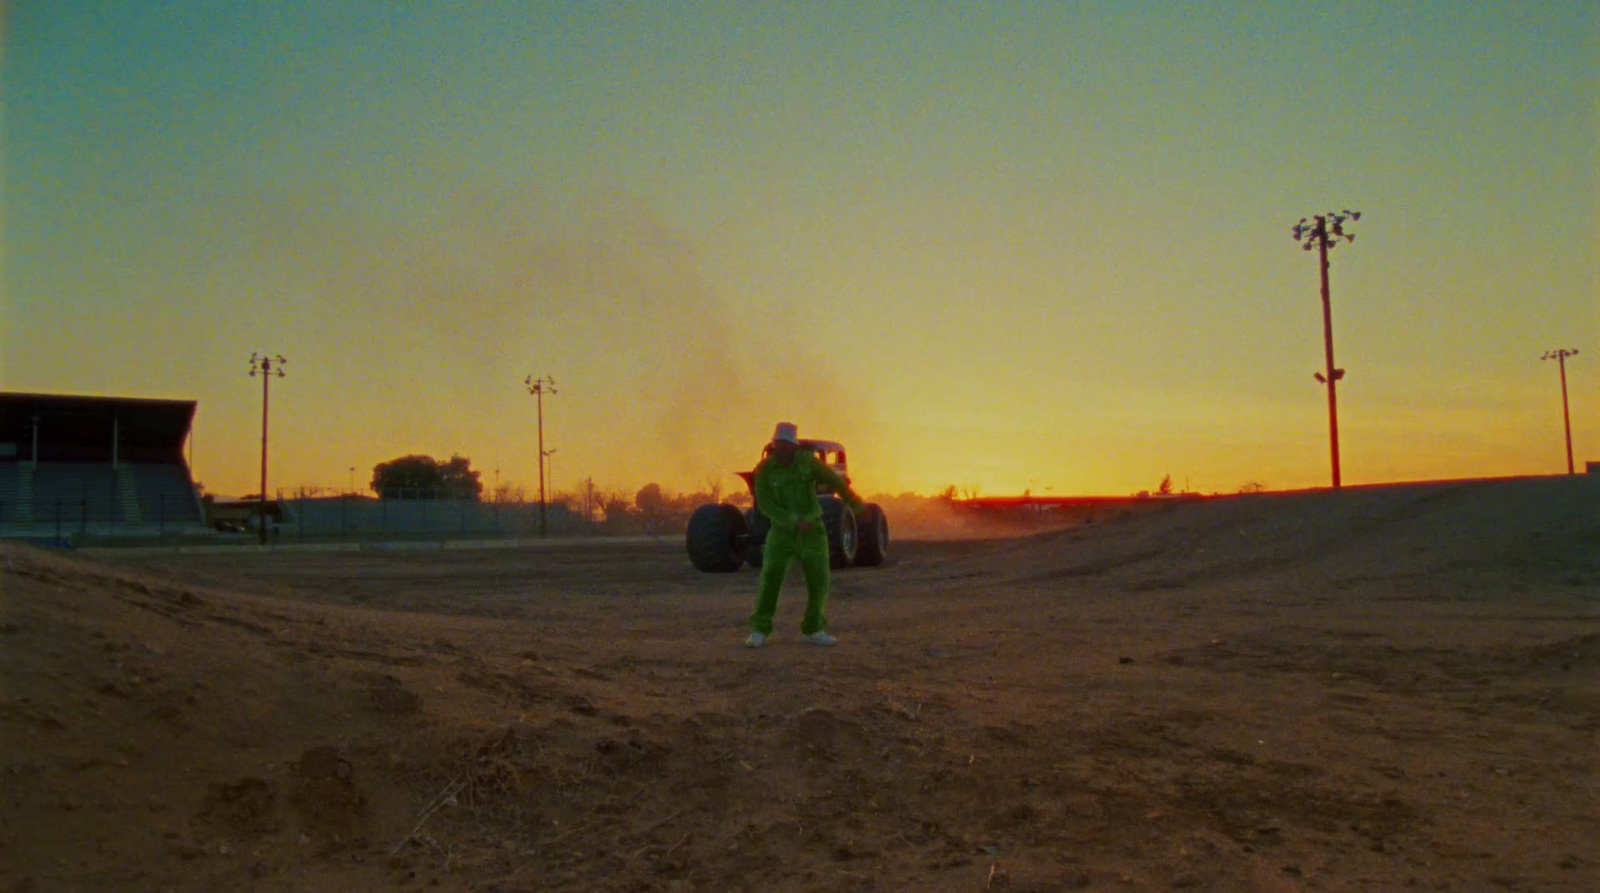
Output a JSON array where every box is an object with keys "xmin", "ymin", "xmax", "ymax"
[
  {"xmin": 543, "ymin": 449, "xmax": 557, "ymax": 503},
  {"xmin": 248, "ymin": 352, "xmax": 287, "ymax": 544},
  {"xmin": 1541, "ymin": 349, "xmax": 1580, "ymax": 474},
  {"xmin": 524, "ymin": 374, "xmax": 557, "ymax": 537},
  {"xmin": 1291, "ymin": 210, "xmax": 1360, "ymax": 489}
]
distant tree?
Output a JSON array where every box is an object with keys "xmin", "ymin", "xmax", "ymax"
[
  {"xmin": 438, "ymin": 454, "xmax": 483, "ymax": 500},
  {"xmin": 576, "ymin": 477, "xmax": 602, "ymax": 522},
  {"xmin": 372, "ymin": 454, "xmax": 483, "ymax": 500},
  {"xmin": 1158, "ymin": 474, "xmax": 1173, "ymax": 496},
  {"xmin": 1237, "ymin": 481, "xmax": 1266, "ymax": 494},
  {"xmin": 490, "ymin": 482, "xmax": 523, "ymax": 504},
  {"xmin": 602, "ymin": 493, "xmax": 634, "ymax": 531},
  {"xmin": 635, "ymin": 483, "xmax": 670, "ymax": 532},
  {"xmin": 635, "ymin": 483, "xmax": 665, "ymax": 513},
  {"xmin": 371, "ymin": 455, "xmax": 438, "ymax": 497}
]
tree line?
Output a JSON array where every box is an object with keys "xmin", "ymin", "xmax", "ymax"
[{"xmin": 366, "ymin": 453, "xmax": 748, "ymax": 533}]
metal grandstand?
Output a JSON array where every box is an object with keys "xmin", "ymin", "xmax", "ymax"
[{"xmin": 0, "ymin": 392, "xmax": 208, "ymax": 544}]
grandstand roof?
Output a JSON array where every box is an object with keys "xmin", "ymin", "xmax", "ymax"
[{"xmin": 0, "ymin": 392, "xmax": 196, "ymax": 455}]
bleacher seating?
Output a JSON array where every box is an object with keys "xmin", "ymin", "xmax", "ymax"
[
  {"xmin": 1, "ymin": 462, "xmax": 201, "ymax": 533},
  {"xmin": 28, "ymin": 463, "xmax": 119, "ymax": 527},
  {"xmin": 126, "ymin": 463, "xmax": 204, "ymax": 525},
  {"xmin": 0, "ymin": 464, "xmax": 20, "ymax": 528}
]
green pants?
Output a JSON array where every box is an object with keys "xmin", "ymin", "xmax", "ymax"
[{"xmin": 749, "ymin": 525, "xmax": 830, "ymax": 636}]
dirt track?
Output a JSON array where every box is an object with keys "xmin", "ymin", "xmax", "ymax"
[{"xmin": 3, "ymin": 476, "xmax": 1597, "ymax": 892}]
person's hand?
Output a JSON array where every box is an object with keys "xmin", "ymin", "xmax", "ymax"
[{"xmin": 795, "ymin": 519, "xmax": 814, "ymax": 534}]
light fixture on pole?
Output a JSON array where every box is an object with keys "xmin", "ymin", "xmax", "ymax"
[
  {"xmin": 1541, "ymin": 348, "xmax": 1580, "ymax": 474},
  {"xmin": 524, "ymin": 374, "xmax": 557, "ymax": 537},
  {"xmin": 1291, "ymin": 210, "xmax": 1360, "ymax": 489},
  {"xmin": 248, "ymin": 352, "xmax": 287, "ymax": 544}
]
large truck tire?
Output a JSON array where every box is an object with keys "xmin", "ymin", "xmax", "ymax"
[
  {"xmin": 687, "ymin": 503, "xmax": 748, "ymax": 572},
  {"xmin": 854, "ymin": 503, "xmax": 889, "ymax": 567},
  {"xmin": 820, "ymin": 497, "xmax": 858, "ymax": 569},
  {"xmin": 744, "ymin": 507, "xmax": 771, "ymax": 568}
]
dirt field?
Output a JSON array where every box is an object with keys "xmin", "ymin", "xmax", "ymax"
[{"xmin": 3, "ymin": 475, "xmax": 1597, "ymax": 892}]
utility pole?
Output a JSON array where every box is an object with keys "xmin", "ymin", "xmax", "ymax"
[
  {"xmin": 248, "ymin": 353, "xmax": 287, "ymax": 544},
  {"xmin": 1542, "ymin": 349, "xmax": 1580, "ymax": 474},
  {"xmin": 524, "ymin": 374, "xmax": 557, "ymax": 537},
  {"xmin": 542, "ymin": 449, "xmax": 557, "ymax": 504},
  {"xmin": 1291, "ymin": 210, "xmax": 1360, "ymax": 489}
]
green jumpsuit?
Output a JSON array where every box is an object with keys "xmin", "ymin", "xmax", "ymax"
[{"xmin": 749, "ymin": 450, "xmax": 865, "ymax": 636}]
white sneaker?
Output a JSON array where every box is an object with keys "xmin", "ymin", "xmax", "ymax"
[
  {"xmin": 801, "ymin": 630, "xmax": 837, "ymax": 646},
  {"xmin": 745, "ymin": 631, "xmax": 767, "ymax": 648}
]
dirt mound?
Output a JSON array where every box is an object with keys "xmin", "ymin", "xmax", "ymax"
[
  {"xmin": 3, "ymin": 474, "xmax": 1598, "ymax": 892},
  {"xmin": 918, "ymin": 475, "xmax": 1600, "ymax": 596},
  {"xmin": 0, "ymin": 542, "xmax": 426, "ymax": 890}
]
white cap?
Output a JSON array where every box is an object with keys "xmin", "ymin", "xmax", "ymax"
[{"xmin": 772, "ymin": 422, "xmax": 799, "ymax": 444}]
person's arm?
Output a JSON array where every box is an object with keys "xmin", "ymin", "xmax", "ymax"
[
  {"xmin": 812, "ymin": 455, "xmax": 866, "ymax": 513},
  {"xmin": 754, "ymin": 460, "xmax": 802, "ymax": 532}
]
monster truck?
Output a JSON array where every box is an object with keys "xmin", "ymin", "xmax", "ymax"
[{"xmin": 685, "ymin": 439, "xmax": 889, "ymax": 573}]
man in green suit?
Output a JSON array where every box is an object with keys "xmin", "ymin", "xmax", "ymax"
[{"xmin": 747, "ymin": 422, "xmax": 866, "ymax": 648}]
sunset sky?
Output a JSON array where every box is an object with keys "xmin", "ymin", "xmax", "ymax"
[{"xmin": 5, "ymin": 2, "xmax": 1596, "ymax": 499}]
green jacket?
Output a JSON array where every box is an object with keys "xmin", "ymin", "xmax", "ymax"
[{"xmin": 753, "ymin": 450, "xmax": 864, "ymax": 533}]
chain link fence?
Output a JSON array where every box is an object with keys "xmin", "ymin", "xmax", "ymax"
[
  {"xmin": 1, "ymin": 483, "xmax": 717, "ymax": 547},
  {"xmin": 276, "ymin": 490, "xmax": 592, "ymax": 542},
  {"xmin": 0, "ymin": 492, "xmax": 207, "ymax": 547}
]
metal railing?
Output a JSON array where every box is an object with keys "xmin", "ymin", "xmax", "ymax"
[
  {"xmin": 0, "ymin": 493, "xmax": 206, "ymax": 545},
  {"xmin": 0, "ymin": 485, "xmax": 705, "ymax": 547},
  {"xmin": 276, "ymin": 492, "xmax": 588, "ymax": 542}
]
